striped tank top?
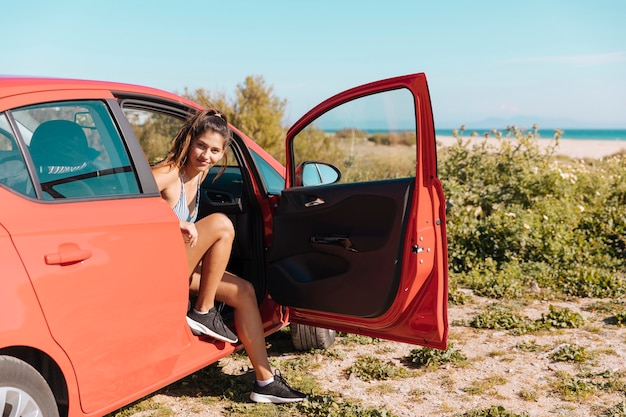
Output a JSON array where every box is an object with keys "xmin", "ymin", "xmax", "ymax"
[{"xmin": 172, "ymin": 173, "xmax": 201, "ymax": 222}]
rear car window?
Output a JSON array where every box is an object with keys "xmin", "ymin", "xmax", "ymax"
[
  {"xmin": 11, "ymin": 100, "xmax": 140, "ymax": 200},
  {"xmin": 0, "ymin": 113, "xmax": 35, "ymax": 196}
]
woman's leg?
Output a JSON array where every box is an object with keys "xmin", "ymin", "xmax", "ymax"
[
  {"xmin": 185, "ymin": 213, "xmax": 234, "ymax": 312},
  {"xmin": 193, "ymin": 271, "xmax": 307, "ymax": 402},
  {"xmin": 215, "ymin": 272, "xmax": 273, "ymax": 381}
]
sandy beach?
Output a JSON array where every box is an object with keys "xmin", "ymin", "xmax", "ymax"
[{"xmin": 437, "ymin": 135, "xmax": 626, "ymax": 160}]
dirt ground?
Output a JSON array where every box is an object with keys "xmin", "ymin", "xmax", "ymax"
[{"xmin": 127, "ymin": 292, "xmax": 625, "ymax": 417}]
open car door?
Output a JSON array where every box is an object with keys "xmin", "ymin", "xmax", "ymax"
[{"xmin": 267, "ymin": 73, "xmax": 448, "ymax": 349}]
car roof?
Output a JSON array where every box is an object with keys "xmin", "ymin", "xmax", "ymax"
[{"xmin": 0, "ymin": 75, "xmax": 198, "ymax": 107}]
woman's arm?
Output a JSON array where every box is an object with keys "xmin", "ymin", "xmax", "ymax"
[{"xmin": 152, "ymin": 164, "xmax": 179, "ymax": 208}]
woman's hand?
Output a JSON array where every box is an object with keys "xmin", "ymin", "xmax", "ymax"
[{"xmin": 180, "ymin": 221, "xmax": 198, "ymax": 247}]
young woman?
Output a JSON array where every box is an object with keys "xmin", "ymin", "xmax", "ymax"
[{"xmin": 152, "ymin": 109, "xmax": 306, "ymax": 403}]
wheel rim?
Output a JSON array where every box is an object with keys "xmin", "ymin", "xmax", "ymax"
[{"xmin": 0, "ymin": 386, "xmax": 42, "ymax": 417}]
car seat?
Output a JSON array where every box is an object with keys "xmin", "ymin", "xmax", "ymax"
[{"xmin": 30, "ymin": 120, "xmax": 95, "ymax": 198}]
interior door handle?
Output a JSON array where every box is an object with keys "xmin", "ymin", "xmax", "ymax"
[
  {"xmin": 310, "ymin": 235, "xmax": 358, "ymax": 252},
  {"xmin": 304, "ymin": 197, "xmax": 325, "ymax": 207},
  {"xmin": 44, "ymin": 243, "xmax": 92, "ymax": 265}
]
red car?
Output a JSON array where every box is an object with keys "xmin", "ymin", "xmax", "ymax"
[{"xmin": 0, "ymin": 73, "xmax": 448, "ymax": 417}]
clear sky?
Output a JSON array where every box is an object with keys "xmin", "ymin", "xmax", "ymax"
[{"xmin": 4, "ymin": 0, "xmax": 626, "ymax": 128}]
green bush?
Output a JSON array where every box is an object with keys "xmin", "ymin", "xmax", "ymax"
[
  {"xmin": 441, "ymin": 126, "xmax": 626, "ymax": 299},
  {"xmin": 537, "ymin": 305, "xmax": 584, "ymax": 329}
]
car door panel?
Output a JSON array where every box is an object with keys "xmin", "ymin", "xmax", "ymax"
[
  {"xmin": 271, "ymin": 73, "xmax": 448, "ymax": 349},
  {"xmin": 268, "ymin": 178, "xmax": 412, "ymax": 318}
]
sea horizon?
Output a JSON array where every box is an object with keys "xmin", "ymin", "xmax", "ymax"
[{"xmin": 435, "ymin": 128, "xmax": 626, "ymax": 141}]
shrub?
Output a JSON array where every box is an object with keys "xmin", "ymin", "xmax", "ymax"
[
  {"xmin": 537, "ymin": 305, "xmax": 584, "ymax": 329},
  {"xmin": 440, "ymin": 126, "xmax": 626, "ymax": 299}
]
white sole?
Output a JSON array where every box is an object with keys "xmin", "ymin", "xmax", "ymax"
[
  {"xmin": 249, "ymin": 392, "xmax": 306, "ymax": 403},
  {"xmin": 186, "ymin": 316, "xmax": 238, "ymax": 343}
]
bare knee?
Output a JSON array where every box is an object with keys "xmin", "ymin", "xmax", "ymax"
[
  {"xmin": 239, "ymin": 279, "xmax": 257, "ymax": 303},
  {"xmin": 218, "ymin": 277, "xmax": 258, "ymax": 309},
  {"xmin": 198, "ymin": 213, "xmax": 234, "ymax": 241}
]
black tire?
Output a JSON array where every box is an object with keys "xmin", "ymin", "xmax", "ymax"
[
  {"xmin": 290, "ymin": 324, "xmax": 336, "ymax": 351},
  {"xmin": 0, "ymin": 356, "xmax": 59, "ymax": 417}
]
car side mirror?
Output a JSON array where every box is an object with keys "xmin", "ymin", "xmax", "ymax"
[{"xmin": 295, "ymin": 161, "xmax": 342, "ymax": 186}]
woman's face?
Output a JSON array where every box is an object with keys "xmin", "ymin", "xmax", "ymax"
[{"xmin": 187, "ymin": 130, "xmax": 226, "ymax": 172}]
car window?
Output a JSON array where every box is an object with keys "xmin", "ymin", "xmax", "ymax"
[
  {"xmin": 292, "ymin": 88, "xmax": 417, "ymax": 184},
  {"xmin": 122, "ymin": 106, "xmax": 241, "ymax": 172},
  {"xmin": 12, "ymin": 100, "xmax": 140, "ymax": 200},
  {"xmin": 250, "ymin": 149, "xmax": 284, "ymax": 194},
  {"xmin": 0, "ymin": 113, "xmax": 35, "ymax": 196},
  {"xmin": 122, "ymin": 108, "xmax": 185, "ymax": 164}
]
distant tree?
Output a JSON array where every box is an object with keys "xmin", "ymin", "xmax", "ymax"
[{"xmin": 184, "ymin": 75, "xmax": 287, "ymax": 161}]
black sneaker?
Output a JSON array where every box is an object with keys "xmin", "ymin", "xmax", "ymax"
[
  {"xmin": 249, "ymin": 371, "xmax": 307, "ymax": 403},
  {"xmin": 186, "ymin": 307, "xmax": 238, "ymax": 343}
]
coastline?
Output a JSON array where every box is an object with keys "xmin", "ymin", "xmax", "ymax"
[{"xmin": 436, "ymin": 135, "xmax": 626, "ymax": 159}]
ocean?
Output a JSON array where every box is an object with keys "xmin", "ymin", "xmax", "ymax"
[{"xmin": 435, "ymin": 129, "xmax": 626, "ymax": 141}]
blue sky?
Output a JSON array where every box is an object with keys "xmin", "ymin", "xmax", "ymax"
[{"xmin": 4, "ymin": 0, "xmax": 626, "ymax": 128}]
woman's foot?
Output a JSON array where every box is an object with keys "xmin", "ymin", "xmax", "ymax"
[
  {"xmin": 186, "ymin": 307, "xmax": 238, "ymax": 343},
  {"xmin": 249, "ymin": 371, "xmax": 307, "ymax": 403}
]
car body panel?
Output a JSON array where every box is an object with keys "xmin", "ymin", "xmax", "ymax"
[{"xmin": 0, "ymin": 74, "xmax": 447, "ymax": 416}]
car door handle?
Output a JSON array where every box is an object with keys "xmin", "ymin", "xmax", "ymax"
[
  {"xmin": 310, "ymin": 235, "xmax": 358, "ymax": 252},
  {"xmin": 44, "ymin": 243, "xmax": 92, "ymax": 265},
  {"xmin": 304, "ymin": 197, "xmax": 325, "ymax": 207}
]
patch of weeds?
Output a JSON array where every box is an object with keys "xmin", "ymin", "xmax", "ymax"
[
  {"xmin": 449, "ymin": 278, "xmax": 471, "ymax": 305},
  {"xmin": 159, "ymin": 363, "xmax": 251, "ymax": 403},
  {"xmin": 583, "ymin": 300, "xmax": 624, "ymax": 314},
  {"xmin": 514, "ymin": 340, "xmax": 543, "ymax": 352},
  {"xmin": 518, "ymin": 389, "xmax": 538, "ymax": 402},
  {"xmin": 462, "ymin": 375, "xmax": 508, "ymax": 395},
  {"xmin": 553, "ymin": 371, "xmax": 596, "ymax": 402},
  {"xmin": 312, "ymin": 347, "xmax": 346, "ymax": 360},
  {"xmin": 408, "ymin": 388, "xmax": 426, "ymax": 403},
  {"xmin": 271, "ymin": 354, "xmax": 319, "ymax": 373},
  {"xmin": 226, "ymin": 401, "xmax": 303, "ymax": 416},
  {"xmin": 537, "ymin": 305, "xmax": 584, "ymax": 329},
  {"xmin": 469, "ymin": 304, "xmax": 585, "ymax": 335},
  {"xmin": 407, "ymin": 343, "xmax": 467, "ymax": 368},
  {"xmin": 346, "ymin": 355, "xmax": 410, "ymax": 381},
  {"xmin": 106, "ymin": 398, "xmax": 172, "ymax": 417},
  {"xmin": 612, "ymin": 309, "xmax": 626, "ymax": 326},
  {"xmin": 548, "ymin": 344, "xmax": 589, "ymax": 362},
  {"xmin": 454, "ymin": 405, "xmax": 529, "ymax": 417},
  {"xmin": 469, "ymin": 304, "xmax": 535, "ymax": 334},
  {"xmin": 578, "ymin": 369, "xmax": 626, "ymax": 393},
  {"xmin": 296, "ymin": 394, "xmax": 399, "ymax": 417},
  {"xmin": 602, "ymin": 400, "xmax": 626, "ymax": 417},
  {"xmin": 339, "ymin": 333, "xmax": 381, "ymax": 345},
  {"xmin": 367, "ymin": 383, "xmax": 396, "ymax": 396},
  {"xmin": 487, "ymin": 350, "xmax": 507, "ymax": 358}
]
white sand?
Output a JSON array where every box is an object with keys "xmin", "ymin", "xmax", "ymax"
[{"xmin": 436, "ymin": 135, "xmax": 626, "ymax": 159}]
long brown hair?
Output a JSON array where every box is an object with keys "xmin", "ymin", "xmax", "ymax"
[{"xmin": 156, "ymin": 109, "xmax": 232, "ymax": 178}]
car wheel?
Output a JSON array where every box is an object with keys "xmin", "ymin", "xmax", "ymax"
[
  {"xmin": 0, "ymin": 356, "xmax": 59, "ymax": 417},
  {"xmin": 290, "ymin": 324, "xmax": 336, "ymax": 351}
]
